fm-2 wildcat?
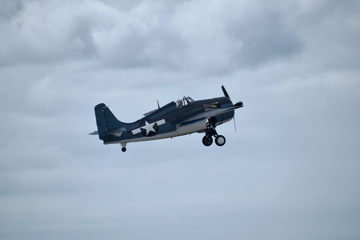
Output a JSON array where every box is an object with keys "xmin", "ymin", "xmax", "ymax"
[{"xmin": 90, "ymin": 86, "xmax": 243, "ymax": 152}]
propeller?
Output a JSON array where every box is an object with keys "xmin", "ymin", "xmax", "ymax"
[
  {"xmin": 222, "ymin": 85, "xmax": 237, "ymax": 132},
  {"xmin": 222, "ymin": 85, "xmax": 230, "ymax": 99},
  {"xmin": 233, "ymin": 112, "xmax": 238, "ymax": 132}
]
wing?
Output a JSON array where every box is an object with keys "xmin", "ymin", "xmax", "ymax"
[{"xmin": 180, "ymin": 101, "xmax": 243, "ymax": 125}]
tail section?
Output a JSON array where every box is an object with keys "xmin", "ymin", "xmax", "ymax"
[
  {"xmin": 95, "ymin": 103, "xmax": 109, "ymax": 136},
  {"xmin": 94, "ymin": 103, "xmax": 129, "ymax": 140}
]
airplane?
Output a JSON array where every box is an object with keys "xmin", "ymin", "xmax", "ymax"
[{"xmin": 89, "ymin": 86, "xmax": 243, "ymax": 152}]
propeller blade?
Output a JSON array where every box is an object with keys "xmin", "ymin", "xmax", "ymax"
[
  {"xmin": 233, "ymin": 115, "xmax": 237, "ymax": 132},
  {"xmin": 222, "ymin": 85, "xmax": 230, "ymax": 99},
  {"xmin": 222, "ymin": 85, "xmax": 239, "ymax": 132}
]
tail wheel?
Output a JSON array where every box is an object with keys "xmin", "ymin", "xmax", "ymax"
[
  {"xmin": 202, "ymin": 135, "xmax": 213, "ymax": 146},
  {"xmin": 121, "ymin": 143, "xmax": 127, "ymax": 152},
  {"xmin": 215, "ymin": 135, "xmax": 226, "ymax": 146}
]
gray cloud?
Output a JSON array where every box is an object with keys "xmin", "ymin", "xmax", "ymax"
[
  {"xmin": 1, "ymin": 0, "xmax": 305, "ymax": 72},
  {"xmin": 0, "ymin": 0, "xmax": 23, "ymax": 21},
  {"xmin": 1, "ymin": 0, "xmax": 360, "ymax": 239},
  {"xmin": 222, "ymin": 1, "xmax": 303, "ymax": 68}
]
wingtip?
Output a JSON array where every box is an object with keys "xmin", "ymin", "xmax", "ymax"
[{"xmin": 234, "ymin": 101, "xmax": 243, "ymax": 108}]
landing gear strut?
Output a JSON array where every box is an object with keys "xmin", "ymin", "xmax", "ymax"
[{"xmin": 202, "ymin": 117, "xmax": 226, "ymax": 147}]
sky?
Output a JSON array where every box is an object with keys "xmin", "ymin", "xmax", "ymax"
[{"xmin": 0, "ymin": 0, "xmax": 360, "ymax": 239}]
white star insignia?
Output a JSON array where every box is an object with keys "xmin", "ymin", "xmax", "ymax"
[
  {"xmin": 131, "ymin": 119, "xmax": 166, "ymax": 136},
  {"xmin": 141, "ymin": 120, "xmax": 156, "ymax": 135}
]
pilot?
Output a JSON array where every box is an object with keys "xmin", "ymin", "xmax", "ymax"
[{"xmin": 177, "ymin": 99, "xmax": 183, "ymax": 108}]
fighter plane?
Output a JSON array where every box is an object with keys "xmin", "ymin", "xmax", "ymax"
[{"xmin": 90, "ymin": 86, "xmax": 243, "ymax": 152}]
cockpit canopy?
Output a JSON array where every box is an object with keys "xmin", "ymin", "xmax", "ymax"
[{"xmin": 176, "ymin": 96, "xmax": 194, "ymax": 108}]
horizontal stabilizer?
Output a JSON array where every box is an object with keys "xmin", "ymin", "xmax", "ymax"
[
  {"xmin": 89, "ymin": 127, "xmax": 126, "ymax": 137},
  {"xmin": 106, "ymin": 127, "xmax": 127, "ymax": 137}
]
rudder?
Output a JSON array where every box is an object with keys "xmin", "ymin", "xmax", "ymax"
[{"xmin": 94, "ymin": 103, "xmax": 109, "ymax": 136}]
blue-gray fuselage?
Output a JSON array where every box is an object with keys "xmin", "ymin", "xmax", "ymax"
[{"xmin": 96, "ymin": 96, "xmax": 235, "ymax": 145}]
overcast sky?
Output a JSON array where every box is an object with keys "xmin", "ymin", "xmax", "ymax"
[{"xmin": 1, "ymin": 0, "xmax": 360, "ymax": 239}]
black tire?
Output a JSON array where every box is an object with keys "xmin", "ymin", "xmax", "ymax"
[
  {"xmin": 121, "ymin": 147, "xmax": 127, "ymax": 152},
  {"xmin": 215, "ymin": 135, "xmax": 226, "ymax": 146},
  {"xmin": 202, "ymin": 135, "xmax": 213, "ymax": 146}
]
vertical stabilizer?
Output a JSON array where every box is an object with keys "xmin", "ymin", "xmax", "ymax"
[
  {"xmin": 94, "ymin": 103, "xmax": 108, "ymax": 136},
  {"xmin": 103, "ymin": 106, "xmax": 123, "ymax": 130},
  {"xmin": 94, "ymin": 103, "xmax": 131, "ymax": 141}
]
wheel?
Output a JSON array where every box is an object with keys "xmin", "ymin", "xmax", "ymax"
[
  {"xmin": 215, "ymin": 135, "xmax": 226, "ymax": 146},
  {"xmin": 202, "ymin": 135, "xmax": 213, "ymax": 146},
  {"xmin": 121, "ymin": 147, "xmax": 127, "ymax": 152}
]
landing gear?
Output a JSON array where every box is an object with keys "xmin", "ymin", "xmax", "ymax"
[
  {"xmin": 121, "ymin": 143, "xmax": 127, "ymax": 152},
  {"xmin": 202, "ymin": 135, "xmax": 213, "ymax": 146},
  {"xmin": 202, "ymin": 117, "xmax": 227, "ymax": 147},
  {"xmin": 215, "ymin": 135, "xmax": 226, "ymax": 146}
]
